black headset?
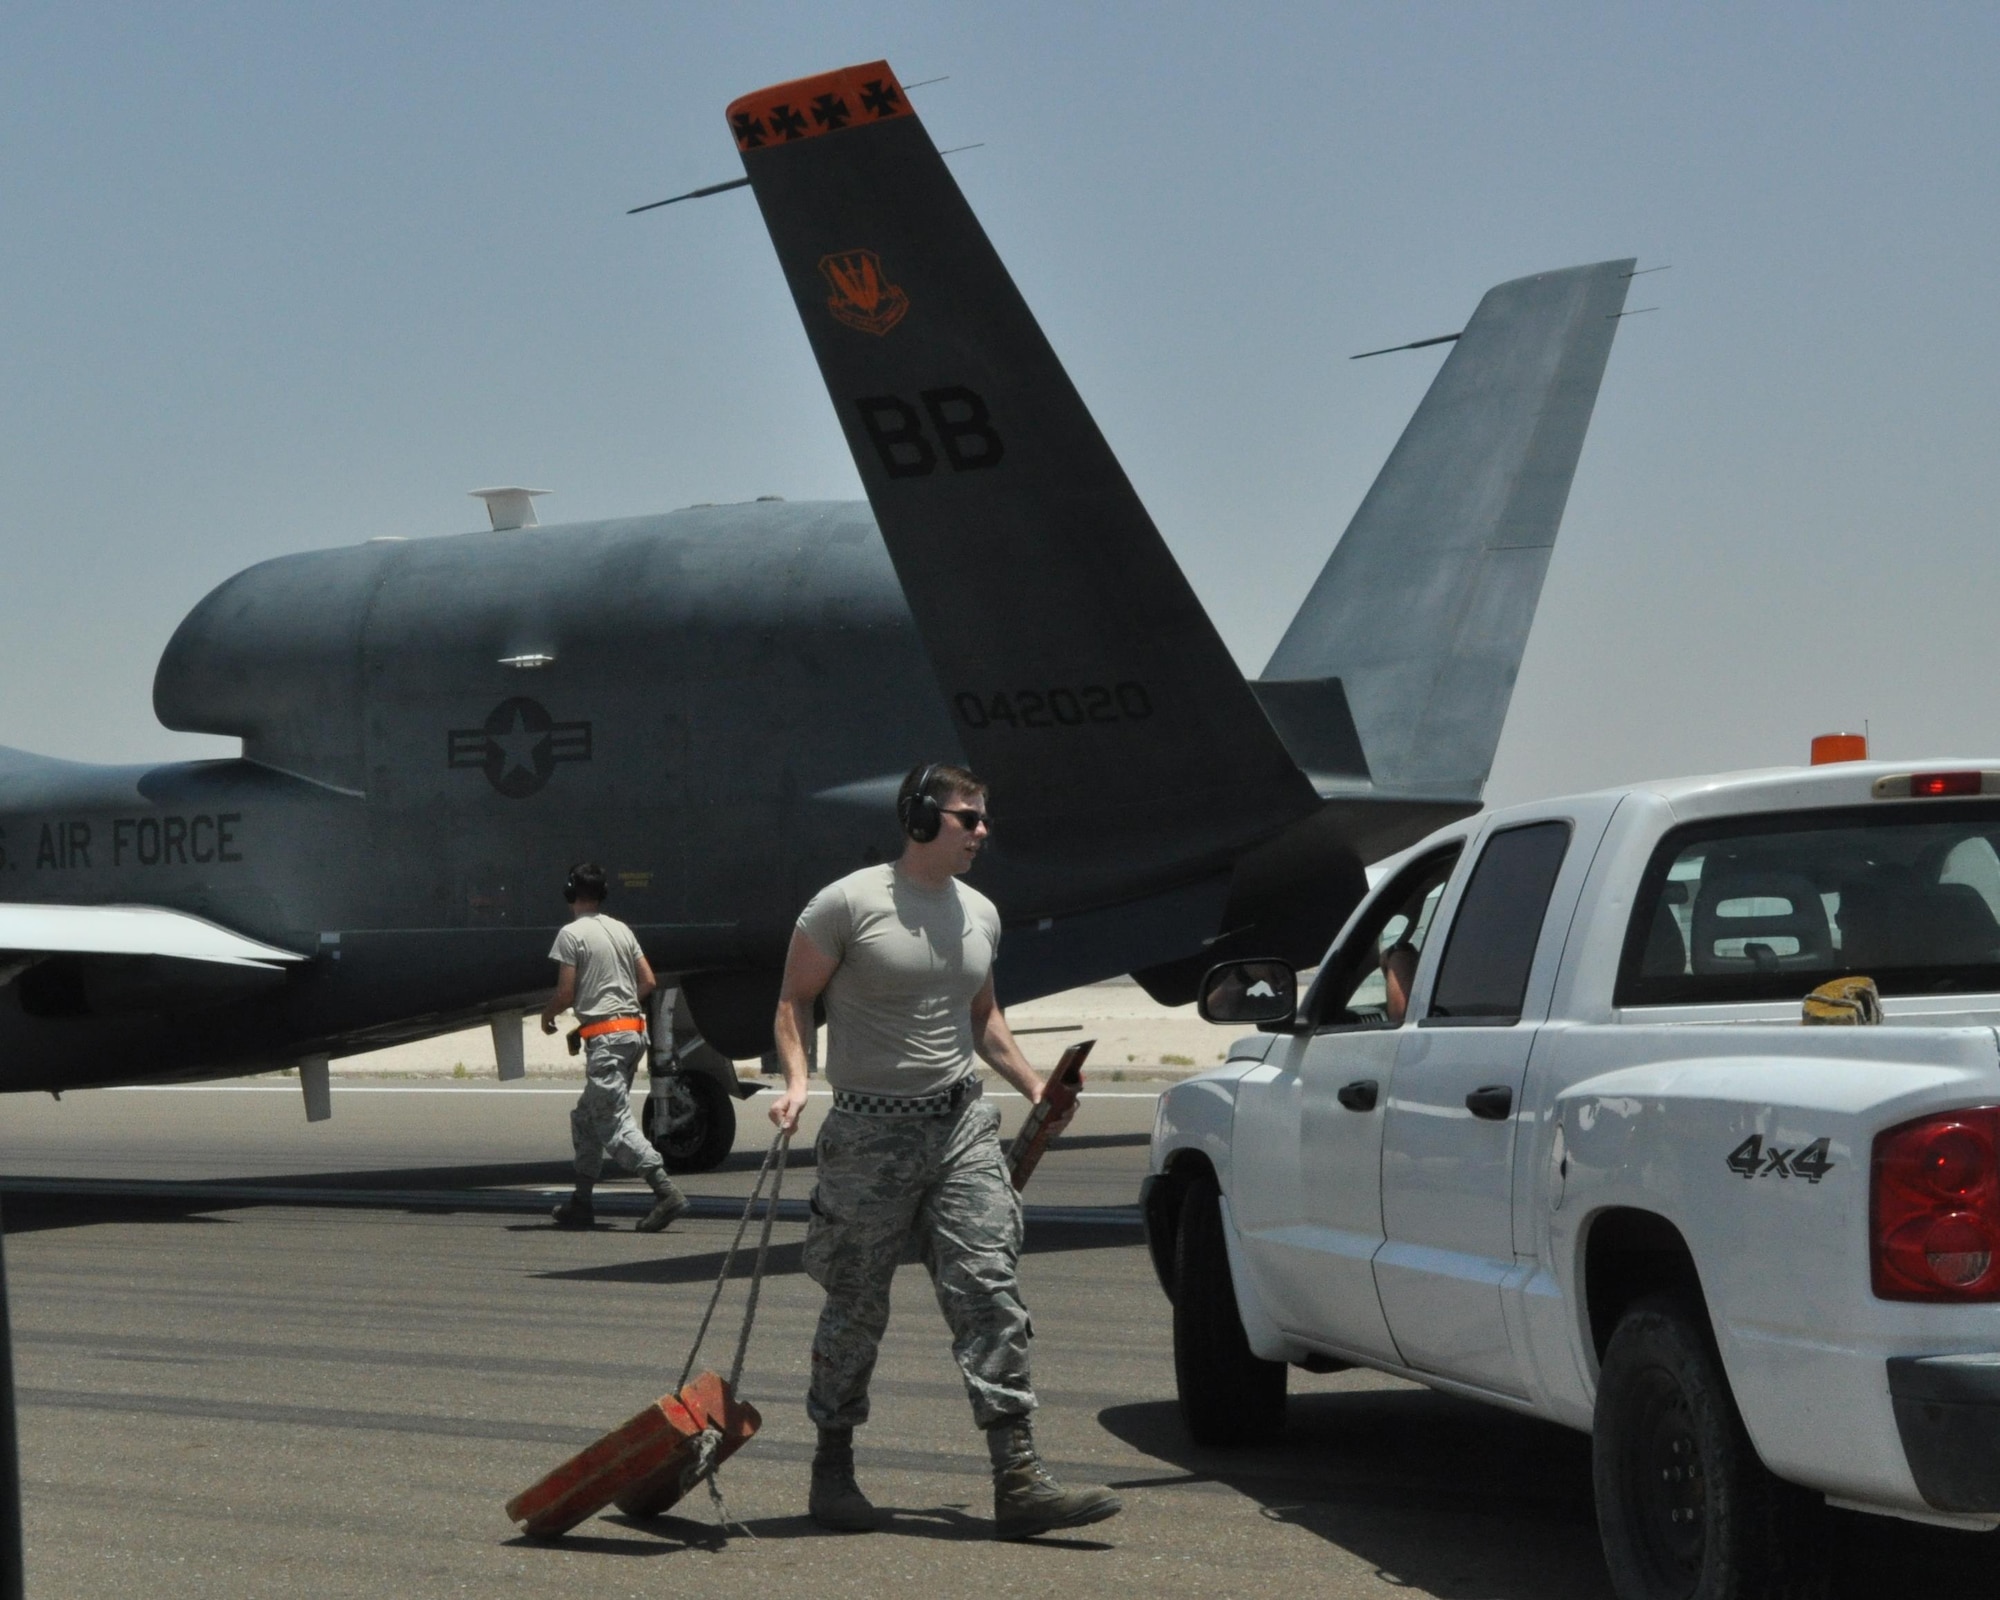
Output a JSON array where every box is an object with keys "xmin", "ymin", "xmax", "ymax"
[
  {"xmin": 563, "ymin": 863, "xmax": 608, "ymax": 904},
  {"xmin": 898, "ymin": 762, "xmax": 943, "ymax": 843}
]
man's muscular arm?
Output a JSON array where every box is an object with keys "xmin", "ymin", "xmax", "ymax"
[
  {"xmin": 971, "ymin": 977, "xmax": 1076, "ymax": 1133},
  {"xmin": 770, "ymin": 929, "xmax": 838, "ymax": 1133}
]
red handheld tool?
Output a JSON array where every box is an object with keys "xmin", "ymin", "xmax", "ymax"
[{"xmin": 1007, "ymin": 1039, "xmax": 1093, "ymax": 1192}]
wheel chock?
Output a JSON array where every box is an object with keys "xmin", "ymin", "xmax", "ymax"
[
  {"xmin": 504, "ymin": 1372, "xmax": 762, "ymax": 1538},
  {"xmin": 614, "ymin": 1370, "xmax": 762, "ymax": 1518}
]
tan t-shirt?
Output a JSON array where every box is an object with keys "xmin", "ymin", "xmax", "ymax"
[
  {"xmin": 548, "ymin": 913, "xmax": 645, "ymax": 1022},
  {"xmin": 795, "ymin": 864, "xmax": 1001, "ymax": 1097}
]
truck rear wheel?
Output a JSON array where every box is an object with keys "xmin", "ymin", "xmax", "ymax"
[
  {"xmin": 1173, "ymin": 1171, "xmax": 1285, "ymax": 1446},
  {"xmin": 1593, "ymin": 1296, "xmax": 1827, "ymax": 1600}
]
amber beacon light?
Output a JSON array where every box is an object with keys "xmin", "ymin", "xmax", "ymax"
[{"xmin": 1812, "ymin": 732, "xmax": 1869, "ymax": 765}]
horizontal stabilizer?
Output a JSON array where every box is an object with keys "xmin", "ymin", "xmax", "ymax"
[
  {"xmin": 1247, "ymin": 678, "xmax": 1370, "ymax": 786},
  {"xmin": 0, "ymin": 903, "xmax": 303, "ymax": 967},
  {"xmin": 731, "ymin": 61, "xmax": 1316, "ymax": 897},
  {"xmin": 1264, "ymin": 258, "xmax": 1634, "ymax": 799}
]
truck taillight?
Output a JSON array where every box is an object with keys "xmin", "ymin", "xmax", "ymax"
[{"xmin": 1873, "ymin": 1109, "xmax": 2000, "ymax": 1300}]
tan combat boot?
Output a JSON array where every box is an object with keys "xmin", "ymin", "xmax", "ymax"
[
  {"xmin": 808, "ymin": 1425, "xmax": 882, "ymax": 1532},
  {"xmin": 986, "ymin": 1418, "xmax": 1122, "ymax": 1540},
  {"xmin": 635, "ymin": 1171, "xmax": 689, "ymax": 1233}
]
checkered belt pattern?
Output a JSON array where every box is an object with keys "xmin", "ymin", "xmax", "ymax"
[{"xmin": 830, "ymin": 1076, "xmax": 982, "ymax": 1118}]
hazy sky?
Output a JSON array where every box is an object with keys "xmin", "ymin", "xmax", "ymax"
[{"xmin": 6, "ymin": 3, "xmax": 1997, "ymax": 807}]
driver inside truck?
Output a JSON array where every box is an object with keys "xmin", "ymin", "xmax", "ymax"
[{"xmin": 1381, "ymin": 940, "xmax": 1419, "ymax": 1026}]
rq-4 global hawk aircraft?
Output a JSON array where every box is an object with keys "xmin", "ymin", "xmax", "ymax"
[{"xmin": 0, "ymin": 60, "xmax": 1633, "ymax": 1166}]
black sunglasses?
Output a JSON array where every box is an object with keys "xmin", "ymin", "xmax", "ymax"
[{"xmin": 941, "ymin": 808, "xmax": 990, "ymax": 831}]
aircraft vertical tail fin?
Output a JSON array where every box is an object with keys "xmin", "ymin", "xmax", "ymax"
[
  {"xmin": 1262, "ymin": 258, "xmax": 1634, "ymax": 799},
  {"xmin": 729, "ymin": 63, "xmax": 1316, "ymax": 900}
]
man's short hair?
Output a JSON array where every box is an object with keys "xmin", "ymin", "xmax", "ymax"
[
  {"xmin": 564, "ymin": 862, "xmax": 609, "ymax": 904},
  {"xmin": 898, "ymin": 762, "xmax": 988, "ymax": 813}
]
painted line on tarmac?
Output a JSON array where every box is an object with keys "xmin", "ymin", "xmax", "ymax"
[
  {"xmin": 97, "ymin": 1088, "xmax": 1168, "ymax": 1104},
  {"xmin": 0, "ymin": 1175, "xmax": 1142, "ymax": 1229}
]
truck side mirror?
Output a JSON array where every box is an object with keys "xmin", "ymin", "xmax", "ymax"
[{"xmin": 1197, "ymin": 959, "xmax": 1299, "ymax": 1027}]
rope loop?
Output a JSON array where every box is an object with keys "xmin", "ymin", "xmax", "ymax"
[
  {"xmin": 674, "ymin": 1125, "xmax": 791, "ymax": 1394},
  {"xmin": 668, "ymin": 1123, "xmax": 791, "ymax": 1532}
]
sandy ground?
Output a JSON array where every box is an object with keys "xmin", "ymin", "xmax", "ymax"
[{"xmin": 329, "ymin": 978, "xmax": 1243, "ymax": 1082}]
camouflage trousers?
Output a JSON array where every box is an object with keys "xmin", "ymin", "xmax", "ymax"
[
  {"xmin": 803, "ymin": 1093, "xmax": 1035, "ymax": 1430},
  {"xmin": 570, "ymin": 1031, "xmax": 664, "ymax": 1182}
]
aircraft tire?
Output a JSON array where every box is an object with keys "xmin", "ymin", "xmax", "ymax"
[{"xmin": 645, "ymin": 1070, "xmax": 737, "ymax": 1174}]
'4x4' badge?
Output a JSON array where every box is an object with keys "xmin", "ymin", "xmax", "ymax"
[{"xmin": 1727, "ymin": 1135, "xmax": 1835, "ymax": 1184}]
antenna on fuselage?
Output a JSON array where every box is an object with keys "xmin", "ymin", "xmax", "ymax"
[
  {"xmin": 470, "ymin": 488, "xmax": 547, "ymax": 531},
  {"xmin": 1349, "ymin": 332, "xmax": 1463, "ymax": 361}
]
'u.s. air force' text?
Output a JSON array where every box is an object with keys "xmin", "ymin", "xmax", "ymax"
[{"xmin": 2, "ymin": 814, "xmax": 247, "ymax": 870}]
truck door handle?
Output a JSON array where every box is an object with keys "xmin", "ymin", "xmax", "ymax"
[
  {"xmin": 1336, "ymin": 1079, "xmax": 1378, "ymax": 1112},
  {"xmin": 1465, "ymin": 1085, "xmax": 1513, "ymax": 1121}
]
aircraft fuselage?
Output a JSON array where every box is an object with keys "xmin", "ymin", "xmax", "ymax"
[{"xmin": 0, "ymin": 501, "xmax": 1294, "ymax": 1091}]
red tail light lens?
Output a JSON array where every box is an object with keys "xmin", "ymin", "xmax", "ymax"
[
  {"xmin": 1911, "ymin": 771, "xmax": 1983, "ymax": 797},
  {"xmin": 1873, "ymin": 1109, "xmax": 2000, "ymax": 1300}
]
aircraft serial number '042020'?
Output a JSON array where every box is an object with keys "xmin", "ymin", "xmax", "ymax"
[{"xmin": 953, "ymin": 684, "xmax": 1153, "ymax": 731}]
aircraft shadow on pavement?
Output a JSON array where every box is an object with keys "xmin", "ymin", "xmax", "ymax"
[
  {"xmin": 238, "ymin": 1159, "xmax": 579, "ymax": 1190},
  {"xmin": 534, "ymin": 1221, "xmax": 1140, "ymax": 1287},
  {"xmin": 1098, "ymin": 1389, "xmax": 1997, "ymax": 1599},
  {"xmin": 710, "ymin": 1143, "xmax": 818, "ymax": 1173},
  {"xmin": 1036, "ymin": 1131, "xmax": 1150, "ymax": 1153},
  {"xmin": 0, "ymin": 1160, "xmax": 581, "ymax": 1234},
  {"xmin": 0, "ymin": 1192, "xmax": 238, "ymax": 1236}
]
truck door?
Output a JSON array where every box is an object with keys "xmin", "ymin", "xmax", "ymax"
[
  {"xmin": 1287, "ymin": 845, "xmax": 1462, "ymax": 1362},
  {"xmin": 1228, "ymin": 845, "xmax": 1461, "ymax": 1361},
  {"xmin": 1374, "ymin": 820, "xmax": 1572, "ymax": 1396}
]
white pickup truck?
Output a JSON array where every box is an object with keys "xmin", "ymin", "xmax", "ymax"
[{"xmin": 1142, "ymin": 760, "xmax": 2000, "ymax": 1600}]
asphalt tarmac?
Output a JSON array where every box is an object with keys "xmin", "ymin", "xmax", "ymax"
[{"xmin": 4, "ymin": 1084, "xmax": 1995, "ymax": 1597}]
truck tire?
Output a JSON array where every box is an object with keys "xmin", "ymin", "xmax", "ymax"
[
  {"xmin": 1173, "ymin": 1170, "xmax": 1286, "ymax": 1446},
  {"xmin": 643, "ymin": 1072, "xmax": 736, "ymax": 1174},
  {"xmin": 1593, "ymin": 1296, "xmax": 1828, "ymax": 1600}
]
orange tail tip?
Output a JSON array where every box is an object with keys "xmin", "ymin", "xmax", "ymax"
[{"xmin": 727, "ymin": 62, "xmax": 911, "ymax": 152}]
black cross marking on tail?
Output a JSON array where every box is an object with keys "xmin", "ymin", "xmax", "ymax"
[
  {"xmin": 768, "ymin": 103, "xmax": 808, "ymax": 140},
  {"xmin": 811, "ymin": 93, "xmax": 850, "ymax": 130},
  {"xmin": 859, "ymin": 80, "xmax": 902, "ymax": 118},
  {"xmin": 730, "ymin": 112, "xmax": 767, "ymax": 149}
]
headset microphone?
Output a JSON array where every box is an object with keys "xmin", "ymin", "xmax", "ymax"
[{"xmin": 899, "ymin": 762, "xmax": 943, "ymax": 843}]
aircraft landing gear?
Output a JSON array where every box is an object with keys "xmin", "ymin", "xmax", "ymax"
[{"xmin": 641, "ymin": 1070, "xmax": 736, "ymax": 1174}]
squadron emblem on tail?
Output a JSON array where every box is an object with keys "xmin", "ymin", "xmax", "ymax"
[{"xmin": 819, "ymin": 249, "xmax": 909, "ymax": 336}]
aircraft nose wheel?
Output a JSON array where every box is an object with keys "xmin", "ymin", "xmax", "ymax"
[{"xmin": 641, "ymin": 1071, "xmax": 736, "ymax": 1173}]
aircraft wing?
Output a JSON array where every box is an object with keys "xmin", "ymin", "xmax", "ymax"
[{"xmin": 0, "ymin": 903, "xmax": 303, "ymax": 968}]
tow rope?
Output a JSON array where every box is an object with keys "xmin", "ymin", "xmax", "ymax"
[
  {"xmin": 504, "ymin": 1125, "xmax": 793, "ymax": 1540},
  {"xmin": 669, "ymin": 1125, "xmax": 792, "ymax": 1533}
]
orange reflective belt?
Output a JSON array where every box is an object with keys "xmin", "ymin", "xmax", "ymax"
[{"xmin": 578, "ymin": 1015, "xmax": 647, "ymax": 1040}]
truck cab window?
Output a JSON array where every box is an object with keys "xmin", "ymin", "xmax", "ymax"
[
  {"xmin": 1618, "ymin": 802, "xmax": 2000, "ymax": 1006},
  {"xmin": 1426, "ymin": 821, "xmax": 1573, "ymax": 1023},
  {"xmin": 1308, "ymin": 847, "xmax": 1461, "ymax": 1029}
]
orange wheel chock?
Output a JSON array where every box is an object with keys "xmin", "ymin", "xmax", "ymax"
[{"xmin": 505, "ymin": 1371, "xmax": 763, "ymax": 1538}]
